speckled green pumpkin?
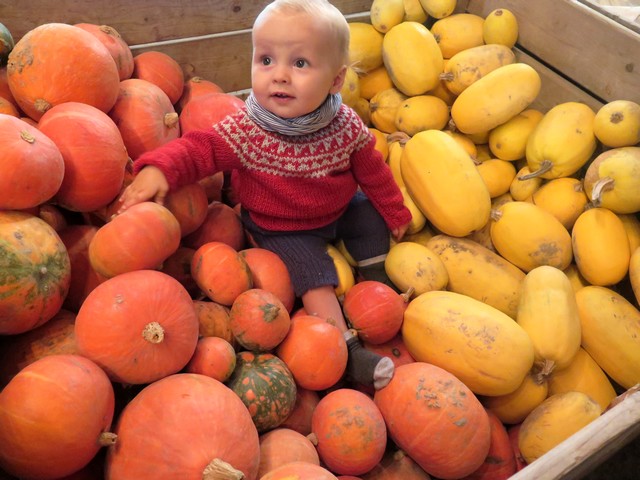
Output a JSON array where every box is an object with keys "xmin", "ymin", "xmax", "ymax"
[
  {"xmin": 226, "ymin": 351, "xmax": 297, "ymax": 433},
  {"xmin": 0, "ymin": 23, "xmax": 14, "ymax": 67}
]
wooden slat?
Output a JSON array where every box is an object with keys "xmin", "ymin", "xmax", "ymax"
[
  {"xmin": 510, "ymin": 387, "xmax": 640, "ymax": 480},
  {"xmin": 463, "ymin": 0, "xmax": 640, "ymax": 104},
  {"xmin": 0, "ymin": 0, "xmax": 373, "ymax": 45}
]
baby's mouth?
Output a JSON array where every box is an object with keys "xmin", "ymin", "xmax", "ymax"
[{"xmin": 272, "ymin": 92, "xmax": 293, "ymax": 99}]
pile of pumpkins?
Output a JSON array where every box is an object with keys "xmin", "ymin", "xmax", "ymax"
[{"xmin": 1, "ymin": 0, "xmax": 640, "ymax": 478}]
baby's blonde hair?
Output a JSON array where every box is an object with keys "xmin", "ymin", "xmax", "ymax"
[{"xmin": 254, "ymin": 0, "xmax": 350, "ymax": 65}]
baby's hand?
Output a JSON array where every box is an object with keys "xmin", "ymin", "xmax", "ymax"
[
  {"xmin": 392, "ymin": 222, "xmax": 411, "ymax": 242},
  {"xmin": 117, "ymin": 166, "xmax": 170, "ymax": 214}
]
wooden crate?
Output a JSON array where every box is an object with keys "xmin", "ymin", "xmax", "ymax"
[{"xmin": 1, "ymin": 1, "xmax": 640, "ymax": 479}]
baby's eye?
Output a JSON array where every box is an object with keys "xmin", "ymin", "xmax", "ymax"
[
  {"xmin": 261, "ymin": 57, "xmax": 272, "ymax": 66},
  {"xmin": 294, "ymin": 59, "xmax": 308, "ymax": 68}
]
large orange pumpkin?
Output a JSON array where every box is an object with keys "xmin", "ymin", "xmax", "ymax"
[
  {"xmin": 229, "ymin": 288, "xmax": 291, "ymax": 351},
  {"xmin": 276, "ymin": 314, "xmax": 348, "ymax": 391},
  {"xmin": 88, "ymin": 201, "xmax": 181, "ymax": 278},
  {"xmin": 58, "ymin": 224, "xmax": 106, "ymax": 313},
  {"xmin": 74, "ymin": 23, "xmax": 134, "ymax": 81},
  {"xmin": 0, "ymin": 114, "xmax": 64, "ymax": 210},
  {"xmin": 75, "ymin": 270, "xmax": 199, "ymax": 384},
  {"xmin": 374, "ymin": 362, "xmax": 491, "ymax": 479},
  {"xmin": 105, "ymin": 373, "xmax": 260, "ymax": 480},
  {"xmin": 108, "ymin": 78, "xmax": 180, "ymax": 160},
  {"xmin": 132, "ymin": 50, "xmax": 185, "ymax": 104},
  {"xmin": 0, "ymin": 308, "xmax": 77, "ymax": 388},
  {"xmin": 0, "ymin": 211, "xmax": 71, "ymax": 335},
  {"xmin": 179, "ymin": 91, "xmax": 245, "ymax": 134},
  {"xmin": 259, "ymin": 461, "xmax": 338, "ymax": 480},
  {"xmin": 191, "ymin": 241, "xmax": 253, "ymax": 306},
  {"xmin": 0, "ymin": 354, "xmax": 115, "ymax": 480},
  {"xmin": 311, "ymin": 388, "xmax": 387, "ymax": 476},
  {"xmin": 6, "ymin": 23, "xmax": 120, "ymax": 121},
  {"xmin": 38, "ymin": 102, "xmax": 129, "ymax": 212},
  {"xmin": 239, "ymin": 247, "xmax": 296, "ymax": 313}
]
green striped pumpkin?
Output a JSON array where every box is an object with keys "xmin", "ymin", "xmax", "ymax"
[{"xmin": 0, "ymin": 22, "xmax": 14, "ymax": 67}]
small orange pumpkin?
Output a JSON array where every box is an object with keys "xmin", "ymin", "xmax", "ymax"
[
  {"xmin": 176, "ymin": 76, "xmax": 224, "ymax": 113},
  {"xmin": 0, "ymin": 95, "xmax": 18, "ymax": 116},
  {"xmin": 311, "ymin": 388, "xmax": 387, "ymax": 476},
  {"xmin": 132, "ymin": 50, "xmax": 185, "ymax": 104},
  {"xmin": 193, "ymin": 299, "xmax": 234, "ymax": 343},
  {"xmin": 191, "ymin": 241, "xmax": 253, "ymax": 306},
  {"xmin": 279, "ymin": 387, "xmax": 321, "ymax": 436},
  {"xmin": 258, "ymin": 428, "xmax": 320, "ymax": 477},
  {"xmin": 239, "ymin": 247, "xmax": 296, "ymax": 313},
  {"xmin": 182, "ymin": 200, "xmax": 246, "ymax": 251},
  {"xmin": 162, "ymin": 182, "xmax": 209, "ymax": 236},
  {"xmin": 260, "ymin": 461, "xmax": 338, "ymax": 480},
  {"xmin": 88, "ymin": 201, "xmax": 181, "ymax": 278},
  {"xmin": 276, "ymin": 315, "xmax": 348, "ymax": 391},
  {"xmin": 184, "ymin": 336, "xmax": 236, "ymax": 382},
  {"xmin": 229, "ymin": 288, "xmax": 291, "ymax": 351},
  {"xmin": 179, "ymin": 91, "xmax": 245, "ymax": 134}
]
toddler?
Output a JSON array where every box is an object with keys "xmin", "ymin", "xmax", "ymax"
[{"xmin": 118, "ymin": 0, "xmax": 412, "ymax": 389}]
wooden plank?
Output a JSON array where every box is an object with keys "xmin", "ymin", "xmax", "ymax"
[
  {"xmin": 0, "ymin": 0, "xmax": 374, "ymax": 45},
  {"xmin": 464, "ymin": 0, "xmax": 640, "ymax": 104},
  {"xmin": 510, "ymin": 387, "xmax": 640, "ymax": 480},
  {"xmin": 515, "ymin": 50, "xmax": 604, "ymax": 112}
]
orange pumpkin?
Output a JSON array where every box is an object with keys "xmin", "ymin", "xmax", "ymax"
[
  {"xmin": 0, "ymin": 309, "xmax": 77, "ymax": 388},
  {"xmin": 6, "ymin": 23, "xmax": 120, "ymax": 121},
  {"xmin": 88, "ymin": 201, "xmax": 181, "ymax": 278},
  {"xmin": 229, "ymin": 288, "xmax": 291, "ymax": 351},
  {"xmin": 259, "ymin": 461, "xmax": 338, "ymax": 480},
  {"xmin": 507, "ymin": 424, "xmax": 527, "ymax": 472},
  {"xmin": 343, "ymin": 280, "xmax": 408, "ymax": 344},
  {"xmin": 182, "ymin": 200, "xmax": 246, "ymax": 251},
  {"xmin": 160, "ymin": 246, "xmax": 201, "ymax": 298},
  {"xmin": 75, "ymin": 270, "xmax": 199, "ymax": 384},
  {"xmin": 279, "ymin": 387, "xmax": 321, "ymax": 436},
  {"xmin": 374, "ymin": 362, "xmax": 491, "ymax": 479},
  {"xmin": 240, "ymin": 247, "xmax": 296, "ymax": 313},
  {"xmin": 58, "ymin": 224, "xmax": 106, "ymax": 313},
  {"xmin": 193, "ymin": 299, "xmax": 234, "ymax": 343},
  {"xmin": 38, "ymin": 102, "xmax": 129, "ymax": 212},
  {"xmin": 184, "ymin": 336, "xmax": 236, "ymax": 382},
  {"xmin": 460, "ymin": 409, "xmax": 517, "ymax": 480},
  {"xmin": 179, "ymin": 91, "xmax": 245, "ymax": 134},
  {"xmin": 108, "ymin": 78, "xmax": 180, "ymax": 160},
  {"xmin": 162, "ymin": 182, "xmax": 209, "ymax": 236},
  {"xmin": 36, "ymin": 204, "xmax": 68, "ymax": 232},
  {"xmin": 363, "ymin": 333, "xmax": 416, "ymax": 369},
  {"xmin": 0, "ymin": 95, "xmax": 18, "ymax": 116},
  {"xmin": 105, "ymin": 373, "xmax": 260, "ymax": 480},
  {"xmin": 258, "ymin": 428, "xmax": 320, "ymax": 478},
  {"xmin": 362, "ymin": 449, "xmax": 431, "ymax": 480},
  {"xmin": 0, "ymin": 115, "xmax": 64, "ymax": 210},
  {"xmin": 199, "ymin": 171, "xmax": 225, "ymax": 202},
  {"xmin": 191, "ymin": 241, "xmax": 253, "ymax": 306},
  {"xmin": 0, "ymin": 66, "xmax": 19, "ymax": 109},
  {"xmin": 74, "ymin": 23, "xmax": 134, "ymax": 81},
  {"xmin": 132, "ymin": 50, "xmax": 185, "ymax": 104},
  {"xmin": 311, "ymin": 388, "xmax": 387, "ymax": 476},
  {"xmin": 0, "ymin": 354, "xmax": 115, "ymax": 480},
  {"xmin": 176, "ymin": 76, "xmax": 224, "ymax": 113},
  {"xmin": 0, "ymin": 211, "xmax": 71, "ymax": 335},
  {"xmin": 276, "ymin": 314, "xmax": 348, "ymax": 391}
]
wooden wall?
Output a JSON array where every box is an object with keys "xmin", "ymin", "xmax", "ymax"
[{"xmin": 0, "ymin": 1, "xmax": 373, "ymax": 94}]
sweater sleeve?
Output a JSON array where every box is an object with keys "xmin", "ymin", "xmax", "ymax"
[
  {"xmin": 133, "ymin": 127, "xmax": 240, "ymax": 191},
  {"xmin": 350, "ymin": 128, "xmax": 413, "ymax": 231}
]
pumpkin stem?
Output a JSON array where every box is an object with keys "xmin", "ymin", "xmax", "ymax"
[
  {"xmin": 98, "ymin": 431, "xmax": 118, "ymax": 447},
  {"xmin": 447, "ymin": 117, "xmax": 458, "ymax": 132},
  {"xmin": 387, "ymin": 131, "xmax": 411, "ymax": 145},
  {"xmin": 536, "ymin": 358, "xmax": 556, "ymax": 379},
  {"xmin": 34, "ymin": 98, "xmax": 52, "ymax": 114},
  {"xmin": 489, "ymin": 208, "xmax": 503, "ymax": 222},
  {"xmin": 306, "ymin": 432, "xmax": 318, "ymax": 446},
  {"xmin": 401, "ymin": 286, "xmax": 415, "ymax": 303},
  {"xmin": 164, "ymin": 112, "xmax": 180, "ymax": 128},
  {"xmin": 589, "ymin": 176, "xmax": 615, "ymax": 207},
  {"xmin": 518, "ymin": 160, "xmax": 552, "ymax": 180},
  {"xmin": 439, "ymin": 71, "xmax": 454, "ymax": 82},
  {"xmin": 20, "ymin": 130, "xmax": 36, "ymax": 144},
  {"xmin": 142, "ymin": 322, "xmax": 165, "ymax": 344},
  {"xmin": 202, "ymin": 458, "xmax": 245, "ymax": 480}
]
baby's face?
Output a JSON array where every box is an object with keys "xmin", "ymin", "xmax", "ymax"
[{"xmin": 251, "ymin": 11, "xmax": 346, "ymax": 119}]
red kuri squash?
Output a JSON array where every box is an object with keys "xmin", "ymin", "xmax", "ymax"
[
  {"xmin": 176, "ymin": 76, "xmax": 224, "ymax": 113},
  {"xmin": 162, "ymin": 182, "xmax": 209, "ymax": 236},
  {"xmin": 239, "ymin": 247, "xmax": 296, "ymax": 313},
  {"xmin": 179, "ymin": 91, "xmax": 245, "ymax": 134},
  {"xmin": 132, "ymin": 50, "xmax": 185, "ymax": 104},
  {"xmin": 182, "ymin": 200, "xmax": 246, "ymax": 251},
  {"xmin": 184, "ymin": 336, "xmax": 237, "ymax": 382},
  {"xmin": 75, "ymin": 269, "xmax": 199, "ymax": 384},
  {"xmin": 258, "ymin": 428, "xmax": 320, "ymax": 478},
  {"xmin": 74, "ymin": 23, "xmax": 134, "ymax": 81}
]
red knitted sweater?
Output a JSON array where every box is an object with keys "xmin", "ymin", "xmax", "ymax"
[{"xmin": 133, "ymin": 104, "xmax": 412, "ymax": 232}]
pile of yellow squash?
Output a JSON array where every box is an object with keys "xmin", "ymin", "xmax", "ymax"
[{"xmin": 335, "ymin": 0, "xmax": 640, "ymax": 468}]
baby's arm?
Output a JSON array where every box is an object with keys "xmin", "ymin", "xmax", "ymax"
[{"xmin": 117, "ymin": 166, "xmax": 170, "ymax": 214}]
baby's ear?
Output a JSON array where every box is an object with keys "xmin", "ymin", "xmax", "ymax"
[{"xmin": 330, "ymin": 65, "xmax": 348, "ymax": 94}]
